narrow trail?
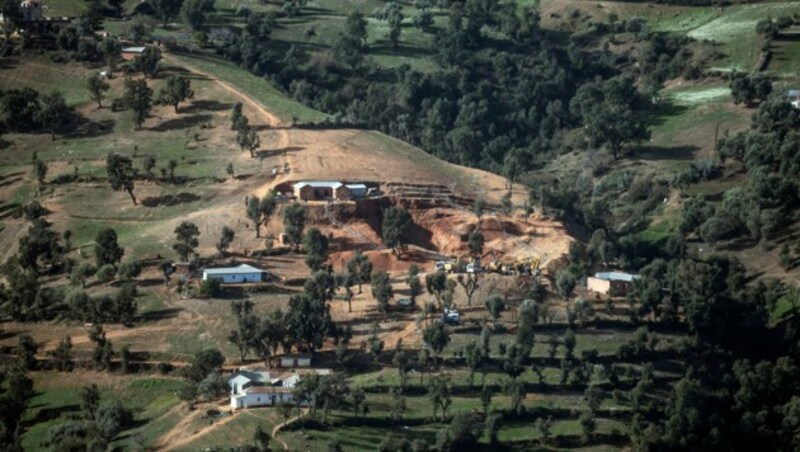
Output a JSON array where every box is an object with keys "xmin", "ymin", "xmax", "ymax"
[
  {"xmin": 162, "ymin": 53, "xmax": 291, "ymax": 191},
  {"xmin": 271, "ymin": 411, "xmax": 306, "ymax": 450},
  {"xmin": 158, "ymin": 403, "xmax": 240, "ymax": 451}
]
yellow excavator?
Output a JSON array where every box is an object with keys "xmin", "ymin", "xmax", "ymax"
[{"xmin": 515, "ymin": 256, "xmax": 542, "ymax": 276}]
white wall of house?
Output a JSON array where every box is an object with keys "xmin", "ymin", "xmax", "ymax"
[
  {"xmin": 203, "ymin": 272, "xmax": 263, "ymax": 283},
  {"xmin": 231, "ymin": 392, "xmax": 300, "ymax": 409},
  {"xmin": 280, "ymin": 356, "xmax": 312, "ymax": 368},
  {"xmin": 229, "ymin": 375, "xmax": 254, "ymax": 395}
]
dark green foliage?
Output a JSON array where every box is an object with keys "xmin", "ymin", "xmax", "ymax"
[
  {"xmin": 94, "ymin": 228, "xmax": 124, "ymax": 268},
  {"xmin": 371, "ymin": 270, "xmax": 393, "ymax": 316},
  {"xmin": 216, "ymin": 226, "xmax": 235, "ymax": 255},
  {"xmin": 729, "ymin": 71, "xmax": 772, "ymax": 106},
  {"xmin": 123, "ymin": 78, "xmax": 153, "ymax": 130},
  {"xmin": 484, "ymin": 294, "xmax": 505, "ymax": 327},
  {"xmin": 467, "ymin": 230, "xmax": 484, "ymax": 256},
  {"xmin": 283, "ymin": 203, "xmax": 305, "ymax": 250},
  {"xmin": 0, "ymin": 365, "xmax": 34, "ymax": 450},
  {"xmin": 106, "ymin": 153, "xmax": 137, "ymax": 204},
  {"xmin": 36, "ymin": 91, "xmax": 70, "ymax": 140},
  {"xmin": 570, "ymin": 76, "xmax": 650, "ymax": 159},
  {"xmin": 50, "ymin": 335, "xmax": 74, "ymax": 371},
  {"xmin": 181, "ymin": 0, "xmax": 215, "ymax": 30},
  {"xmin": 198, "ymin": 278, "xmax": 221, "ymax": 298},
  {"xmin": 151, "ymin": 0, "xmax": 182, "ymax": 26},
  {"xmin": 382, "ymin": 207, "xmax": 412, "ymax": 256},
  {"xmin": 303, "ymin": 227, "xmax": 329, "ymax": 271},
  {"xmin": 87, "ymin": 73, "xmax": 110, "ymax": 109},
  {"xmin": 228, "ymin": 300, "xmax": 259, "ymax": 362},
  {"xmin": 173, "ymin": 221, "xmax": 200, "ymax": 261},
  {"xmin": 158, "ymin": 75, "xmax": 194, "ymax": 112},
  {"xmin": 285, "ymin": 293, "xmax": 334, "ymax": 353},
  {"xmin": 346, "ymin": 249, "xmax": 372, "ymax": 293},
  {"xmin": 186, "ymin": 348, "xmax": 225, "ymax": 382},
  {"xmin": 16, "ymin": 334, "xmax": 37, "ymax": 370},
  {"xmin": 436, "ymin": 411, "xmax": 479, "ymax": 451},
  {"xmin": 423, "ymin": 321, "xmax": 450, "ymax": 359}
]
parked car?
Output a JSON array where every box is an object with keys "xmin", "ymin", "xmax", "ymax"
[
  {"xmin": 397, "ymin": 298, "xmax": 414, "ymax": 308},
  {"xmin": 441, "ymin": 309, "xmax": 460, "ymax": 325}
]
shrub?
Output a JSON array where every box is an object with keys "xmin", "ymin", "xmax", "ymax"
[
  {"xmin": 118, "ymin": 260, "xmax": 142, "ymax": 280},
  {"xmin": 198, "ymin": 278, "xmax": 221, "ymax": 298},
  {"xmin": 96, "ymin": 264, "xmax": 116, "ymax": 283}
]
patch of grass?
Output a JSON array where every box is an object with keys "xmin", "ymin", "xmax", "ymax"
[
  {"xmin": 0, "ymin": 56, "xmax": 93, "ymax": 106},
  {"xmin": 686, "ymin": 2, "xmax": 800, "ymax": 71},
  {"xmin": 167, "ymin": 53, "xmax": 328, "ymax": 124},
  {"xmin": 175, "ymin": 410, "xmax": 281, "ymax": 452},
  {"xmin": 665, "ymin": 86, "xmax": 731, "ymax": 106},
  {"xmin": 22, "ymin": 372, "xmax": 184, "ymax": 451}
]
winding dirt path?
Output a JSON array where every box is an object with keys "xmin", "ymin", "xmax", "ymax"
[
  {"xmin": 156, "ymin": 403, "xmax": 240, "ymax": 451},
  {"xmin": 271, "ymin": 411, "xmax": 306, "ymax": 450}
]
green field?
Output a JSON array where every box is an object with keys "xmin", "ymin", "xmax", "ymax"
[{"xmin": 22, "ymin": 373, "xmax": 184, "ymax": 451}]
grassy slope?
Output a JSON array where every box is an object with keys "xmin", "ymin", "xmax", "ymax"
[
  {"xmin": 540, "ymin": 0, "xmax": 800, "ymax": 72},
  {"xmin": 22, "ymin": 373, "xmax": 183, "ymax": 451}
]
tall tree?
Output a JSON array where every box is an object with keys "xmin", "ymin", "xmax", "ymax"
[
  {"xmin": 181, "ymin": 0, "xmax": 215, "ymax": 30},
  {"xmin": 216, "ymin": 226, "xmax": 235, "ymax": 255},
  {"xmin": 228, "ymin": 300, "xmax": 260, "ymax": 362},
  {"xmin": 346, "ymin": 249, "xmax": 373, "ymax": 293},
  {"xmin": 173, "ymin": 221, "xmax": 200, "ymax": 261},
  {"xmin": 87, "ymin": 73, "xmax": 110, "ymax": 109},
  {"xmin": 134, "ymin": 46, "xmax": 162, "ymax": 78},
  {"xmin": 95, "ymin": 228, "xmax": 124, "ymax": 267},
  {"xmin": 423, "ymin": 321, "xmax": 450, "ymax": 367},
  {"xmin": 283, "ymin": 203, "xmax": 305, "ymax": 250},
  {"xmin": 124, "ymin": 78, "xmax": 153, "ymax": 130},
  {"xmin": 371, "ymin": 270, "xmax": 393, "ymax": 317},
  {"xmin": 98, "ymin": 36, "xmax": 122, "ymax": 73},
  {"xmin": 37, "ymin": 92, "xmax": 70, "ymax": 141},
  {"xmin": 158, "ymin": 75, "xmax": 194, "ymax": 113},
  {"xmin": 570, "ymin": 76, "xmax": 650, "ymax": 159},
  {"xmin": 151, "ymin": 0, "xmax": 182, "ymax": 27},
  {"xmin": 303, "ymin": 227, "xmax": 330, "ymax": 271},
  {"xmin": 106, "ymin": 153, "xmax": 137, "ymax": 204},
  {"xmin": 382, "ymin": 206, "xmax": 412, "ymax": 257}
]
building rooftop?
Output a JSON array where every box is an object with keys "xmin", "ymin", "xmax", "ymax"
[
  {"xmin": 203, "ymin": 264, "xmax": 266, "ymax": 275},
  {"xmin": 594, "ymin": 272, "xmax": 639, "ymax": 282},
  {"xmin": 121, "ymin": 46, "xmax": 146, "ymax": 53},
  {"xmin": 293, "ymin": 181, "xmax": 343, "ymax": 189},
  {"xmin": 245, "ymin": 386, "xmax": 294, "ymax": 394},
  {"xmin": 345, "ymin": 184, "xmax": 367, "ymax": 190},
  {"xmin": 230, "ymin": 370, "xmax": 270, "ymax": 383}
]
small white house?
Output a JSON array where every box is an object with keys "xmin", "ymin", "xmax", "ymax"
[
  {"xmin": 229, "ymin": 367, "xmax": 331, "ymax": 409},
  {"xmin": 202, "ymin": 264, "xmax": 267, "ymax": 284},
  {"xmin": 228, "ymin": 370, "xmax": 271, "ymax": 395},
  {"xmin": 280, "ymin": 353, "xmax": 313, "ymax": 368},
  {"xmin": 231, "ymin": 387, "xmax": 299, "ymax": 409}
]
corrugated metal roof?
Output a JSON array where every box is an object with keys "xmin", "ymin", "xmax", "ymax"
[
  {"xmin": 203, "ymin": 264, "xmax": 265, "ymax": 275},
  {"xmin": 594, "ymin": 272, "xmax": 638, "ymax": 282},
  {"xmin": 121, "ymin": 46, "xmax": 146, "ymax": 53},
  {"xmin": 293, "ymin": 181, "xmax": 343, "ymax": 189},
  {"xmin": 345, "ymin": 184, "xmax": 367, "ymax": 189}
]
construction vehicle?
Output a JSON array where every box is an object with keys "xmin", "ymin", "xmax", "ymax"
[{"xmin": 514, "ymin": 256, "xmax": 542, "ymax": 276}]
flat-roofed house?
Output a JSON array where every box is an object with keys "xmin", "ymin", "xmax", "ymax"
[{"xmin": 587, "ymin": 271, "xmax": 639, "ymax": 296}]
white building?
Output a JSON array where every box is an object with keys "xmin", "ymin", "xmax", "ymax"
[
  {"xmin": 202, "ymin": 264, "xmax": 267, "ymax": 284},
  {"xmin": 280, "ymin": 353, "xmax": 313, "ymax": 368},
  {"xmin": 229, "ymin": 367, "xmax": 331, "ymax": 409},
  {"xmin": 231, "ymin": 387, "xmax": 297, "ymax": 409}
]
